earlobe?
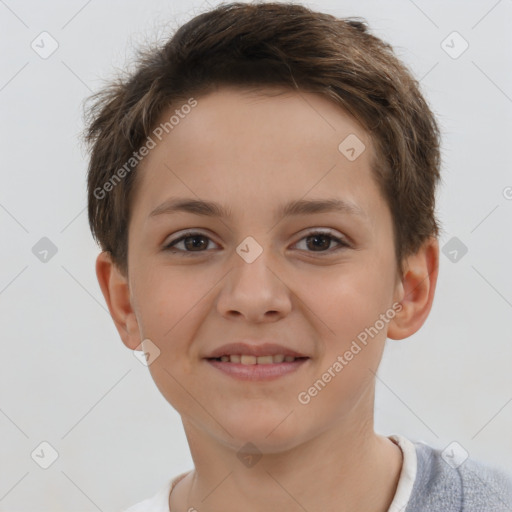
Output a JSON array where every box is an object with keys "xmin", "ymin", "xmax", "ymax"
[
  {"xmin": 387, "ymin": 237, "xmax": 439, "ymax": 340},
  {"xmin": 95, "ymin": 252, "xmax": 141, "ymax": 350}
]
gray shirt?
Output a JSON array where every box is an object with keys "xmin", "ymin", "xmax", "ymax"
[{"xmin": 405, "ymin": 439, "xmax": 512, "ymax": 511}]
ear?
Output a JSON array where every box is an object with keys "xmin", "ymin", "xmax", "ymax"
[
  {"xmin": 387, "ymin": 237, "xmax": 439, "ymax": 340},
  {"xmin": 95, "ymin": 251, "xmax": 141, "ymax": 350}
]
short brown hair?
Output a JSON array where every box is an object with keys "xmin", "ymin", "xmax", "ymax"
[{"xmin": 83, "ymin": 1, "xmax": 442, "ymax": 279}]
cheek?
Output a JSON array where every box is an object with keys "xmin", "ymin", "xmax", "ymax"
[
  {"xmin": 139, "ymin": 265, "xmax": 197, "ymax": 312},
  {"xmin": 132, "ymin": 270, "xmax": 193, "ymax": 345},
  {"xmin": 299, "ymin": 267, "xmax": 386, "ymax": 339},
  {"xmin": 299, "ymin": 270, "xmax": 394, "ymax": 386}
]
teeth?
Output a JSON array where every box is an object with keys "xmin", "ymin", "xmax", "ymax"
[
  {"xmin": 217, "ymin": 354, "xmax": 299, "ymax": 364},
  {"xmin": 256, "ymin": 355, "xmax": 273, "ymax": 364}
]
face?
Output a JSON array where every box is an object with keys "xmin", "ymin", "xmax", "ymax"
[{"xmin": 120, "ymin": 86, "xmax": 405, "ymax": 452}]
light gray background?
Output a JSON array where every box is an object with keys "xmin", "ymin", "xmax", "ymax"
[{"xmin": 1, "ymin": 0, "xmax": 511, "ymax": 510}]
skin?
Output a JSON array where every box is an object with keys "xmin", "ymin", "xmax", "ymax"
[{"xmin": 96, "ymin": 86, "xmax": 439, "ymax": 512}]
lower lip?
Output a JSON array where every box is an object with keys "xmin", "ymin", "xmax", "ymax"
[{"xmin": 205, "ymin": 358, "xmax": 309, "ymax": 381}]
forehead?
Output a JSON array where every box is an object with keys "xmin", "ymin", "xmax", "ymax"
[{"xmin": 131, "ymin": 85, "xmax": 384, "ymax": 228}]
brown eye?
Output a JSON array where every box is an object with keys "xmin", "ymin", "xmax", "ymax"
[
  {"xmin": 164, "ymin": 232, "xmax": 218, "ymax": 255},
  {"xmin": 182, "ymin": 235, "xmax": 209, "ymax": 251},
  {"xmin": 305, "ymin": 233, "xmax": 332, "ymax": 251},
  {"xmin": 294, "ymin": 230, "xmax": 349, "ymax": 253}
]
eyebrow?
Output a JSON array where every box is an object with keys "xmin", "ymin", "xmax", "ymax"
[{"xmin": 149, "ymin": 197, "xmax": 367, "ymax": 222}]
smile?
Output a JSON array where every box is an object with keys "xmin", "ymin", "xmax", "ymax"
[
  {"xmin": 209, "ymin": 354, "xmax": 307, "ymax": 364},
  {"xmin": 205, "ymin": 356, "xmax": 310, "ymax": 381}
]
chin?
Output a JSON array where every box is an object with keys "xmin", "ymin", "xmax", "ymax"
[{"xmin": 218, "ymin": 413, "xmax": 306, "ymax": 452}]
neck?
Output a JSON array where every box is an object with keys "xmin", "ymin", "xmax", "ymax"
[{"xmin": 171, "ymin": 415, "xmax": 403, "ymax": 512}]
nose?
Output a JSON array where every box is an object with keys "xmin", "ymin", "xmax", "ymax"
[{"xmin": 216, "ymin": 246, "xmax": 292, "ymax": 323}]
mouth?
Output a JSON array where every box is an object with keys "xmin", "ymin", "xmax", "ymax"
[
  {"xmin": 204, "ymin": 341, "xmax": 310, "ymax": 381},
  {"xmin": 206, "ymin": 356, "xmax": 309, "ymax": 380},
  {"xmin": 205, "ymin": 341, "xmax": 309, "ymax": 360},
  {"xmin": 207, "ymin": 354, "xmax": 309, "ymax": 364}
]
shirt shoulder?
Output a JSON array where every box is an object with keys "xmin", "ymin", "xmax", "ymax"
[
  {"xmin": 404, "ymin": 440, "xmax": 512, "ymax": 512},
  {"xmin": 458, "ymin": 456, "xmax": 512, "ymax": 511}
]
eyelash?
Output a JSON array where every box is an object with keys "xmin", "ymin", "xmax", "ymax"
[{"xmin": 163, "ymin": 229, "xmax": 350, "ymax": 256}]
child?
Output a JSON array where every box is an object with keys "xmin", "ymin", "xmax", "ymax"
[{"xmin": 83, "ymin": 2, "xmax": 512, "ymax": 511}]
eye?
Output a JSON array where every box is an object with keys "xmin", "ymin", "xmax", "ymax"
[
  {"xmin": 293, "ymin": 230, "xmax": 349, "ymax": 253},
  {"xmin": 163, "ymin": 231, "xmax": 219, "ymax": 255},
  {"xmin": 163, "ymin": 229, "xmax": 349, "ymax": 256}
]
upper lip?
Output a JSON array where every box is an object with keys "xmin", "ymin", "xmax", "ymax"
[{"xmin": 205, "ymin": 341, "xmax": 309, "ymax": 359}]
